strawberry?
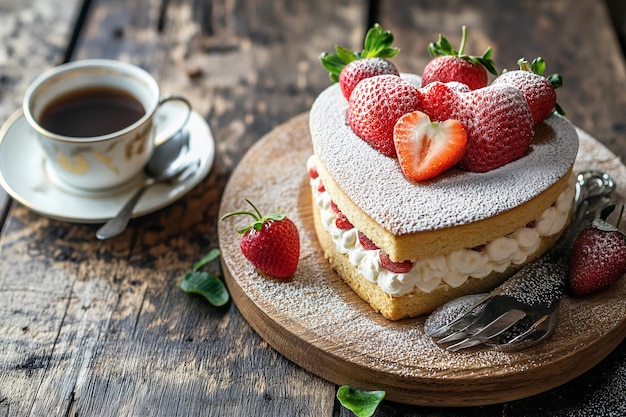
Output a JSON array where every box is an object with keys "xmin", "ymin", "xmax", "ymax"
[
  {"xmin": 358, "ymin": 232, "xmax": 379, "ymax": 250},
  {"xmin": 379, "ymin": 251, "xmax": 414, "ymax": 274},
  {"xmin": 393, "ymin": 110, "xmax": 467, "ymax": 182},
  {"xmin": 340, "ymin": 58, "xmax": 400, "ymax": 100},
  {"xmin": 348, "ymin": 74, "xmax": 422, "ymax": 157},
  {"xmin": 419, "ymin": 81, "xmax": 534, "ymax": 172},
  {"xmin": 492, "ymin": 57, "xmax": 565, "ymax": 125},
  {"xmin": 221, "ymin": 200, "xmax": 300, "ymax": 279},
  {"xmin": 320, "ymin": 23, "xmax": 400, "ymax": 100},
  {"xmin": 422, "ymin": 26, "xmax": 497, "ymax": 90},
  {"xmin": 568, "ymin": 206, "xmax": 626, "ymax": 296},
  {"xmin": 335, "ymin": 212, "xmax": 354, "ymax": 230}
]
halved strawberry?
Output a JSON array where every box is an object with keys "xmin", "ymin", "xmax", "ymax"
[
  {"xmin": 358, "ymin": 232, "xmax": 379, "ymax": 250},
  {"xmin": 393, "ymin": 110, "xmax": 467, "ymax": 182},
  {"xmin": 335, "ymin": 212, "xmax": 354, "ymax": 230},
  {"xmin": 419, "ymin": 81, "xmax": 534, "ymax": 173},
  {"xmin": 380, "ymin": 251, "xmax": 414, "ymax": 274}
]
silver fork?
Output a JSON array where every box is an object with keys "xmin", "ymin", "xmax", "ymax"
[{"xmin": 425, "ymin": 170, "xmax": 616, "ymax": 351}]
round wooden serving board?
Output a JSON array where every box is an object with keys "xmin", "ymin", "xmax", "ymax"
[{"xmin": 218, "ymin": 113, "xmax": 626, "ymax": 407}]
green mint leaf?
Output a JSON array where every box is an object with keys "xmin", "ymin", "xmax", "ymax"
[
  {"xmin": 180, "ymin": 271, "xmax": 230, "ymax": 307},
  {"xmin": 336, "ymin": 386, "xmax": 385, "ymax": 417},
  {"xmin": 193, "ymin": 248, "xmax": 221, "ymax": 272}
]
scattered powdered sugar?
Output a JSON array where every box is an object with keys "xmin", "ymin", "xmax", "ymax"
[
  {"xmin": 309, "ymin": 75, "xmax": 580, "ymax": 235},
  {"xmin": 219, "ymin": 108, "xmax": 626, "ymax": 404}
]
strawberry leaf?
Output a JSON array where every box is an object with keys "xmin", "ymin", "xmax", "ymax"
[
  {"xmin": 336, "ymin": 46, "xmax": 360, "ymax": 64},
  {"xmin": 336, "ymin": 386, "xmax": 385, "ymax": 417},
  {"xmin": 478, "ymin": 48, "xmax": 498, "ymax": 75},
  {"xmin": 319, "ymin": 23, "xmax": 398, "ymax": 82},
  {"xmin": 428, "ymin": 26, "xmax": 497, "ymax": 74},
  {"xmin": 180, "ymin": 271, "xmax": 230, "ymax": 307},
  {"xmin": 320, "ymin": 53, "xmax": 346, "ymax": 82},
  {"xmin": 428, "ymin": 34, "xmax": 455, "ymax": 57},
  {"xmin": 547, "ymin": 73, "xmax": 563, "ymax": 89},
  {"xmin": 530, "ymin": 57, "xmax": 547, "ymax": 75}
]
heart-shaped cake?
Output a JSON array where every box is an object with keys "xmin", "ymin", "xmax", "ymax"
[{"xmin": 307, "ymin": 73, "xmax": 578, "ymax": 320}]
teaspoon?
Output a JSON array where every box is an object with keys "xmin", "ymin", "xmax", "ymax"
[{"xmin": 96, "ymin": 129, "xmax": 191, "ymax": 239}]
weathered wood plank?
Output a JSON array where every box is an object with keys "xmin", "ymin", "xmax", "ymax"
[
  {"xmin": 0, "ymin": 0, "xmax": 367, "ymax": 416},
  {"xmin": 0, "ymin": 0, "xmax": 82, "ymax": 226},
  {"xmin": 2, "ymin": 0, "xmax": 626, "ymax": 416}
]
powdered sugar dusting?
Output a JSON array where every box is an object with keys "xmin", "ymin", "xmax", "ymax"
[
  {"xmin": 219, "ymin": 112, "xmax": 626, "ymax": 405},
  {"xmin": 309, "ymin": 75, "xmax": 579, "ymax": 235}
]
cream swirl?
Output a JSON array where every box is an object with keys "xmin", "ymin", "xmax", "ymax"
[{"xmin": 308, "ymin": 156, "xmax": 576, "ymax": 297}]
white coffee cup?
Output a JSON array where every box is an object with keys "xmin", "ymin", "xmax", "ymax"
[{"xmin": 23, "ymin": 59, "xmax": 191, "ymax": 191}]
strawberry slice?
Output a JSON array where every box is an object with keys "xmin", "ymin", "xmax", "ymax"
[
  {"xmin": 380, "ymin": 251, "xmax": 414, "ymax": 274},
  {"xmin": 393, "ymin": 110, "xmax": 468, "ymax": 182}
]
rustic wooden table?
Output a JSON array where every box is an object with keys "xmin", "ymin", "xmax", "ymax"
[{"xmin": 1, "ymin": 0, "xmax": 626, "ymax": 415}]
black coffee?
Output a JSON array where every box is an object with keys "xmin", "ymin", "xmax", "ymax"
[{"xmin": 39, "ymin": 87, "xmax": 146, "ymax": 137}]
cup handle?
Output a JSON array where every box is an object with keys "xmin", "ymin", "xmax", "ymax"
[{"xmin": 154, "ymin": 94, "xmax": 192, "ymax": 145}]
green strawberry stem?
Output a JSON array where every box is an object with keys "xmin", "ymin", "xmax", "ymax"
[
  {"xmin": 220, "ymin": 199, "xmax": 285, "ymax": 234},
  {"xmin": 428, "ymin": 25, "xmax": 498, "ymax": 75},
  {"xmin": 320, "ymin": 23, "xmax": 399, "ymax": 83},
  {"xmin": 458, "ymin": 25, "xmax": 468, "ymax": 56}
]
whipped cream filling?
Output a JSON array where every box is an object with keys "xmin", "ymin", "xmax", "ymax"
[{"xmin": 308, "ymin": 155, "xmax": 576, "ymax": 297}]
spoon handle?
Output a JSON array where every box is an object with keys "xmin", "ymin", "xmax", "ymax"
[{"xmin": 96, "ymin": 181, "xmax": 151, "ymax": 240}]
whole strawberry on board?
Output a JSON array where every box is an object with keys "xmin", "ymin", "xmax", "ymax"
[
  {"xmin": 348, "ymin": 74, "xmax": 422, "ymax": 157},
  {"xmin": 492, "ymin": 57, "xmax": 565, "ymax": 125},
  {"xmin": 221, "ymin": 200, "xmax": 300, "ymax": 279},
  {"xmin": 568, "ymin": 205, "xmax": 626, "ymax": 296},
  {"xmin": 320, "ymin": 23, "xmax": 400, "ymax": 100},
  {"xmin": 419, "ymin": 81, "xmax": 534, "ymax": 172},
  {"xmin": 422, "ymin": 26, "xmax": 497, "ymax": 90}
]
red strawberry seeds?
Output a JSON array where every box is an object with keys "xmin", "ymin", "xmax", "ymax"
[
  {"xmin": 320, "ymin": 23, "xmax": 400, "ymax": 100},
  {"xmin": 419, "ymin": 81, "xmax": 534, "ymax": 172},
  {"xmin": 221, "ymin": 200, "xmax": 300, "ymax": 279},
  {"xmin": 492, "ymin": 57, "xmax": 564, "ymax": 125},
  {"xmin": 568, "ymin": 207, "xmax": 626, "ymax": 296},
  {"xmin": 394, "ymin": 110, "xmax": 468, "ymax": 182},
  {"xmin": 339, "ymin": 57, "xmax": 399, "ymax": 100},
  {"xmin": 348, "ymin": 74, "xmax": 421, "ymax": 157},
  {"xmin": 422, "ymin": 26, "xmax": 497, "ymax": 90}
]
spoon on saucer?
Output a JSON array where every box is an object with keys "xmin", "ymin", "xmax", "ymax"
[{"xmin": 96, "ymin": 129, "xmax": 191, "ymax": 240}]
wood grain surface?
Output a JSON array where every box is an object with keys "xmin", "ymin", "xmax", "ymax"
[
  {"xmin": 218, "ymin": 112, "xmax": 626, "ymax": 407},
  {"xmin": 2, "ymin": 0, "xmax": 626, "ymax": 415}
]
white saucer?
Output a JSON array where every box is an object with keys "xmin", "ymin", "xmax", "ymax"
[{"xmin": 0, "ymin": 103, "xmax": 215, "ymax": 223}]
